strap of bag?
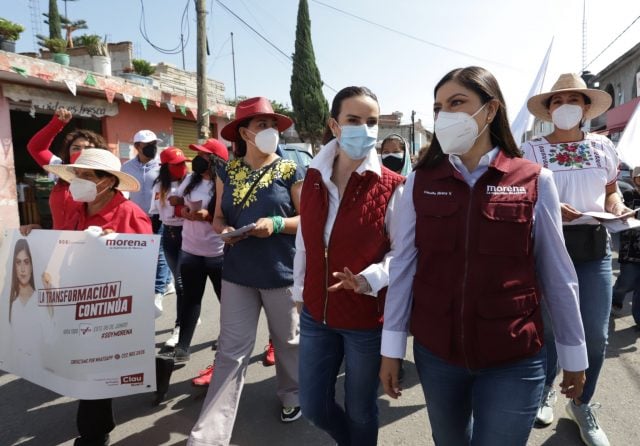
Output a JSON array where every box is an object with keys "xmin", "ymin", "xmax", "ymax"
[{"xmin": 229, "ymin": 159, "xmax": 279, "ymax": 226}]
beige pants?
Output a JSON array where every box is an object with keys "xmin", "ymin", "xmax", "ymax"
[{"xmin": 188, "ymin": 280, "xmax": 300, "ymax": 446}]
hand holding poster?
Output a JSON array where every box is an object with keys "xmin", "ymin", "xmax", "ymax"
[{"xmin": 0, "ymin": 229, "xmax": 159, "ymax": 399}]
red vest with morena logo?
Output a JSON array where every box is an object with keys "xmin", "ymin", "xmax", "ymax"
[
  {"xmin": 300, "ymin": 167, "xmax": 404, "ymax": 330},
  {"xmin": 411, "ymin": 151, "xmax": 543, "ymax": 369}
]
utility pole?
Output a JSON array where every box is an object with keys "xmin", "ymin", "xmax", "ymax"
[
  {"xmin": 231, "ymin": 32, "xmax": 237, "ymax": 101},
  {"xmin": 180, "ymin": 33, "xmax": 185, "ymax": 70},
  {"xmin": 196, "ymin": 0, "xmax": 209, "ymax": 141},
  {"xmin": 411, "ymin": 110, "xmax": 416, "ymax": 155}
]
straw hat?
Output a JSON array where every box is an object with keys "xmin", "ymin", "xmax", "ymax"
[
  {"xmin": 44, "ymin": 148, "xmax": 140, "ymax": 192},
  {"xmin": 221, "ymin": 97, "xmax": 293, "ymax": 142},
  {"xmin": 527, "ymin": 73, "xmax": 612, "ymax": 122}
]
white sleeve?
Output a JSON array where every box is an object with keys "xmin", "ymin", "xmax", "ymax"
[
  {"xmin": 534, "ymin": 168, "xmax": 588, "ymax": 371},
  {"xmin": 358, "ymin": 182, "xmax": 405, "ymax": 296},
  {"xmin": 149, "ymin": 184, "xmax": 159, "ymax": 215},
  {"xmin": 292, "ymin": 225, "xmax": 306, "ymax": 303},
  {"xmin": 381, "ymin": 173, "xmax": 417, "ymax": 359}
]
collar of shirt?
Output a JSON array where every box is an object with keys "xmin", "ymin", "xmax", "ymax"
[
  {"xmin": 77, "ymin": 191, "xmax": 127, "ymax": 229},
  {"xmin": 448, "ymin": 147, "xmax": 499, "ymax": 187},
  {"xmin": 133, "ymin": 156, "xmax": 159, "ymax": 170},
  {"xmin": 310, "ymin": 138, "xmax": 382, "ymax": 184}
]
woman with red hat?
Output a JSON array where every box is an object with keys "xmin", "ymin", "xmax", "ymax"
[
  {"xmin": 188, "ymin": 97, "xmax": 305, "ymax": 445},
  {"xmin": 150, "ymin": 147, "xmax": 190, "ymax": 347},
  {"xmin": 162, "ymin": 140, "xmax": 229, "ymax": 365}
]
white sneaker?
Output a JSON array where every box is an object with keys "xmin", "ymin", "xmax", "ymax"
[
  {"xmin": 164, "ymin": 281, "xmax": 176, "ymax": 296},
  {"xmin": 165, "ymin": 327, "xmax": 180, "ymax": 348},
  {"xmin": 535, "ymin": 385, "xmax": 557, "ymax": 425},
  {"xmin": 154, "ymin": 293, "xmax": 163, "ymax": 319},
  {"xmin": 565, "ymin": 401, "xmax": 610, "ymax": 446}
]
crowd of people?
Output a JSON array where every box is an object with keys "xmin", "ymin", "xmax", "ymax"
[{"xmin": 10, "ymin": 65, "xmax": 639, "ymax": 446}]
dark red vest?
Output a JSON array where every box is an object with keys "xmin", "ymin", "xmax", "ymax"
[
  {"xmin": 301, "ymin": 167, "xmax": 404, "ymax": 329},
  {"xmin": 411, "ymin": 151, "xmax": 543, "ymax": 369}
]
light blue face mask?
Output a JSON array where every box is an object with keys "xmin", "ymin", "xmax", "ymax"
[{"xmin": 338, "ymin": 124, "xmax": 378, "ymax": 160}]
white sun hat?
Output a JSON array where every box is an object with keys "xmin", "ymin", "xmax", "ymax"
[{"xmin": 44, "ymin": 148, "xmax": 140, "ymax": 192}]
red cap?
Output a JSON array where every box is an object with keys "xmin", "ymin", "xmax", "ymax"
[
  {"xmin": 220, "ymin": 97, "xmax": 293, "ymax": 142},
  {"xmin": 160, "ymin": 147, "xmax": 188, "ymax": 164},
  {"xmin": 189, "ymin": 139, "xmax": 229, "ymax": 161}
]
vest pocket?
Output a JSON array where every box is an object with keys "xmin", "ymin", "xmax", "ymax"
[
  {"xmin": 415, "ymin": 200, "xmax": 458, "ymax": 252},
  {"xmin": 474, "ymin": 290, "xmax": 542, "ymax": 364},
  {"xmin": 478, "ymin": 202, "xmax": 533, "ymax": 256}
]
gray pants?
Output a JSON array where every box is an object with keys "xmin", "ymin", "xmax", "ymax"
[{"xmin": 188, "ymin": 280, "xmax": 300, "ymax": 446}]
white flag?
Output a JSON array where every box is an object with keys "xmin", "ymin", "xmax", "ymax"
[
  {"xmin": 166, "ymin": 102, "xmax": 176, "ymax": 113},
  {"xmin": 510, "ymin": 39, "xmax": 553, "ymax": 145},
  {"xmin": 122, "ymin": 93, "xmax": 133, "ymax": 104},
  {"xmin": 616, "ymin": 101, "xmax": 640, "ymax": 168},
  {"xmin": 64, "ymin": 79, "xmax": 77, "ymax": 96}
]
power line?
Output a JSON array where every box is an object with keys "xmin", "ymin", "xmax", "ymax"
[
  {"xmin": 583, "ymin": 14, "xmax": 640, "ymax": 70},
  {"xmin": 214, "ymin": 0, "xmax": 337, "ymax": 93},
  {"xmin": 139, "ymin": 0, "xmax": 191, "ymax": 55},
  {"xmin": 311, "ymin": 0, "xmax": 520, "ymax": 71}
]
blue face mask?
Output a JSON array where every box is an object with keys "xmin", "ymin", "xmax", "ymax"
[{"xmin": 338, "ymin": 124, "xmax": 378, "ymax": 160}]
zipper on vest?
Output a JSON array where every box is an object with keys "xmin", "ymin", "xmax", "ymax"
[
  {"xmin": 460, "ymin": 183, "xmax": 473, "ymax": 370},
  {"xmin": 323, "ymin": 247, "xmax": 329, "ymax": 324}
]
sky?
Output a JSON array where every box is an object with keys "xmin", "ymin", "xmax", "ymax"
[{"xmin": 6, "ymin": 0, "xmax": 640, "ymax": 130}]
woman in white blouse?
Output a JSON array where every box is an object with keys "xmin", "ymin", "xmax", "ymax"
[{"xmin": 521, "ymin": 73, "xmax": 627, "ymax": 446}]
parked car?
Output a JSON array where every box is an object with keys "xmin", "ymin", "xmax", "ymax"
[{"xmin": 278, "ymin": 145, "xmax": 313, "ymax": 171}]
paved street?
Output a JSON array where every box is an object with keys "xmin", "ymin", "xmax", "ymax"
[{"xmin": 2, "ymin": 268, "xmax": 639, "ymax": 446}]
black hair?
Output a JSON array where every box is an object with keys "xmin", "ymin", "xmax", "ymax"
[
  {"xmin": 416, "ymin": 66, "xmax": 520, "ymax": 170},
  {"xmin": 233, "ymin": 118, "xmax": 252, "ymax": 157},
  {"xmin": 322, "ymin": 86, "xmax": 379, "ymax": 145},
  {"xmin": 95, "ymin": 170, "xmax": 120, "ymax": 189},
  {"xmin": 183, "ymin": 153, "xmax": 218, "ymax": 215},
  {"xmin": 153, "ymin": 164, "xmax": 173, "ymax": 204}
]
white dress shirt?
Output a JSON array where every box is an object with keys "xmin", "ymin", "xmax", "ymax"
[
  {"xmin": 381, "ymin": 149, "xmax": 588, "ymax": 372},
  {"xmin": 293, "ymin": 139, "xmax": 404, "ymax": 302}
]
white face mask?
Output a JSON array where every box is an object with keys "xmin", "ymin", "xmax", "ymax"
[
  {"xmin": 551, "ymin": 104, "xmax": 583, "ymax": 130},
  {"xmin": 69, "ymin": 178, "xmax": 99, "ymax": 202},
  {"xmin": 252, "ymin": 128, "xmax": 279, "ymax": 154},
  {"xmin": 435, "ymin": 104, "xmax": 488, "ymax": 156}
]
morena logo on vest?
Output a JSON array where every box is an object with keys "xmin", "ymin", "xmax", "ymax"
[{"xmin": 485, "ymin": 185, "xmax": 527, "ymax": 195}]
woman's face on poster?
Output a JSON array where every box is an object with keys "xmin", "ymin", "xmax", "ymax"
[{"xmin": 15, "ymin": 249, "xmax": 33, "ymax": 287}]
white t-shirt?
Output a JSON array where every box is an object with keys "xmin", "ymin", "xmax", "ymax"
[
  {"xmin": 149, "ymin": 181, "xmax": 184, "ymax": 227},
  {"xmin": 521, "ymin": 133, "xmax": 619, "ymax": 223},
  {"xmin": 176, "ymin": 173, "xmax": 224, "ymax": 257}
]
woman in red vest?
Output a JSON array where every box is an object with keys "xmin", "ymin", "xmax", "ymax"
[
  {"xmin": 294, "ymin": 86, "xmax": 404, "ymax": 446},
  {"xmin": 379, "ymin": 66, "xmax": 588, "ymax": 446}
]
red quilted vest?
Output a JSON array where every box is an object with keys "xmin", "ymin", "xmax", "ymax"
[
  {"xmin": 411, "ymin": 151, "xmax": 544, "ymax": 369},
  {"xmin": 300, "ymin": 167, "xmax": 404, "ymax": 329}
]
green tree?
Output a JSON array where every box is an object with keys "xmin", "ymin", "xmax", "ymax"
[
  {"xmin": 60, "ymin": 16, "xmax": 87, "ymax": 48},
  {"xmin": 43, "ymin": 0, "xmax": 62, "ymax": 39},
  {"xmin": 290, "ymin": 0, "xmax": 329, "ymax": 147}
]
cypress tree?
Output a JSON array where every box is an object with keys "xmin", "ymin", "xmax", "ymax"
[
  {"xmin": 46, "ymin": 0, "xmax": 62, "ymax": 39},
  {"xmin": 290, "ymin": 0, "xmax": 329, "ymax": 148}
]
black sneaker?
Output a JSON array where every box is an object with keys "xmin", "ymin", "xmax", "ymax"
[
  {"xmin": 281, "ymin": 406, "xmax": 302, "ymax": 423},
  {"xmin": 160, "ymin": 347, "xmax": 190, "ymax": 364}
]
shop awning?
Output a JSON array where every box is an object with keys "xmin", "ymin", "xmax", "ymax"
[{"xmin": 606, "ymin": 97, "xmax": 640, "ymax": 133}]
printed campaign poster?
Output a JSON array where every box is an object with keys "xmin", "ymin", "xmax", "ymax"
[{"xmin": 0, "ymin": 228, "xmax": 159, "ymax": 399}]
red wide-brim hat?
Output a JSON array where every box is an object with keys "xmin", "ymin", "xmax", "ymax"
[
  {"xmin": 189, "ymin": 138, "xmax": 230, "ymax": 161},
  {"xmin": 221, "ymin": 97, "xmax": 293, "ymax": 142}
]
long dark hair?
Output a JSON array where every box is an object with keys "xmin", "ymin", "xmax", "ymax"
[
  {"xmin": 9, "ymin": 239, "xmax": 35, "ymax": 324},
  {"xmin": 233, "ymin": 118, "xmax": 252, "ymax": 157},
  {"xmin": 416, "ymin": 66, "xmax": 520, "ymax": 169},
  {"xmin": 153, "ymin": 164, "xmax": 173, "ymax": 205},
  {"xmin": 322, "ymin": 86, "xmax": 379, "ymax": 145},
  {"xmin": 184, "ymin": 153, "xmax": 219, "ymax": 215}
]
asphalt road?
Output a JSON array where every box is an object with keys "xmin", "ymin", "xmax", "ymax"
[{"xmin": 2, "ymin": 263, "xmax": 639, "ymax": 446}]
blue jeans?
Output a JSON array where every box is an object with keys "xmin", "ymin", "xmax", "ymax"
[
  {"xmin": 162, "ymin": 225, "xmax": 184, "ymax": 326},
  {"xmin": 299, "ymin": 309, "xmax": 381, "ymax": 446},
  {"xmin": 543, "ymin": 253, "xmax": 612, "ymax": 403},
  {"xmin": 414, "ymin": 342, "xmax": 545, "ymax": 446},
  {"xmin": 612, "ymin": 262, "xmax": 640, "ymax": 324},
  {"xmin": 177, "ymin": 251, "xmax": 223, "ymax": 352},
  {"xmin": 154, "ymin": 223, "xmax": 172, "ymax": 294}
]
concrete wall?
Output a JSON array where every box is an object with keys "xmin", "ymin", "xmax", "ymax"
[
  {"xmin": 0, "ymin": 86, "xmax": 20, "ymax": 229},
  {"xmin": 41, "ymin": 42, "xmax": 134, "ymax": 75},
  {"xmin": 596, "ymin": 46, "xmax": 640, "ymax": 107}
]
